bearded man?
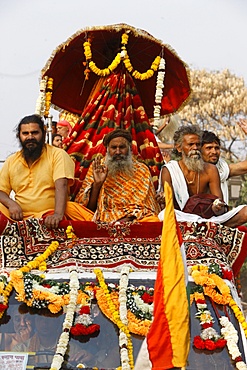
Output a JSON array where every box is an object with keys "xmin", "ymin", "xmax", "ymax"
[
  {"xmin": 158, "ymin": 125, "xmax": 247, "ymax": 227},
  {"xmin": 0, "ymin": 114, "xmax": 93, "ymax": 229},
  {"xmin": 75, "ymin": 129, "xmax": 160, "ymax": 222}
]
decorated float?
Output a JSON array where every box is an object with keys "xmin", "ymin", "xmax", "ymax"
[{"xmin": 0, "ymin": 24, "xmax": 247, "ymax": 370}]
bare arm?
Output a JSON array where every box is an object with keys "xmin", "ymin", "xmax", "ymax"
[
  {"xmin": 44, "ymin": 178, "xmax": 68, "ymax": 229},
  {"xmin": 229, "ymin": 161, "xmax": 247, "ymax": 177},
  {"xmin": 237, "ymin": 118, "xmax": 247, "ymax": 135},
  {"xmin": 207, "ymin": 164, "xmax": 227, "ymax": 215},
  {"xmin": 208, "ymin": 164, "xmax": 224, "ymax": 199},
  {"xmin": 0, "ymin": 190, "xmax": 23, "ymax": 220}
]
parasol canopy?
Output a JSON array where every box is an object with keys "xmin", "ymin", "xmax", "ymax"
[{"xmin": 40, "ymin": 23, "xmax": 191, "ymax": 118}]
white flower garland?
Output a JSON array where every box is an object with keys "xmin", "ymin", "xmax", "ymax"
[
  {"xmin": 119, "ymin": 265, "xmax": 131, "ymax": 370},
  {"xmin": 153, "ymin": 57, "xmax": 166, "ymax": 130},
  {"xmin": 220, "ymin": 316, "xmax": 247, "ymax": 370},
  {"xmin": 50, "ymin": 267, "xmax": 79, "ymax": 370}
]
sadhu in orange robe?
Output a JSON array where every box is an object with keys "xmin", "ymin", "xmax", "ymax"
[{"xmin": 75, "ymin": 157, "xmax": 161, "ymax": 222}]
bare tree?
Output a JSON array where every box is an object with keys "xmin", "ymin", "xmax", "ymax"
[{"xmin": 178, "ymin": 69, "xmax": 247, "ymax": 160}]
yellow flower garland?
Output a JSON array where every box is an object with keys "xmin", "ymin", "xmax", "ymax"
[
  {"xmin": 0, "ymin": 241, "xmax": 59, "ymax": 319},
  {"xmin": 191, "ymin": 266, "xmax": 247, "ymax": 339},
  {"xmin": 44, "ymin": 77, "xmax": 53, "ymax": 117},
  {"xmin": 83, "ymin": 33, "xmax": 161, "ymax": 81},
  {"xmin": 94, "ymin": 268, "xmax": 134, "ymax": 370}
]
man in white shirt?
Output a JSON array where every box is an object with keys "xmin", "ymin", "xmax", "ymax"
[{"xmin": 201, "ymin": 130, "xmax": 247, "ymax": 204}]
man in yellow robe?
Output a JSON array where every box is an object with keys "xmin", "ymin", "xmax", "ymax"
[
  {"xmin": 75, "ymin": 129, "xmax": 160, "ymax": 222},
  {"xmin": 0, "ymin": 114, "xmax": 93, "ymax": 229}
]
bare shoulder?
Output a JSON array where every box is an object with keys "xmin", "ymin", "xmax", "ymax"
[{"xmin": 204, "ymin": 162, "xmax": 219, "ymax": 174}]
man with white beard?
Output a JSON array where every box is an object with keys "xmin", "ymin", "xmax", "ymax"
[
  {"xmin": 75, "ymin": 129, "xmax": 160, "ymax": 222},
  {"xmin": 158, "ymin": 125, "xmax": 247, "ymax": 227}
]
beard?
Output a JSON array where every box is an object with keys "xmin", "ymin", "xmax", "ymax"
[
  {"xmin": 183, "ymin": 149, "xmax": 205, "ymax": 172},
  {"xmin": 105, "ymin": 150, "xmax": 133, "ymax": 177},
  {"xmin": 20, "ymin": 138, "xmax": 45, "ymax": 162}
]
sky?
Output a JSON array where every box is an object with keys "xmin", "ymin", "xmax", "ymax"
[{"xmin": 0, "ymin": 0, "xmax": 247, "ymax": 161}]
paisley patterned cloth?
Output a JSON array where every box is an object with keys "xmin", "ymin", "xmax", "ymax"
[{"xmin": 0, "ymin": 216, "xmax": 247, "ymax": 276}]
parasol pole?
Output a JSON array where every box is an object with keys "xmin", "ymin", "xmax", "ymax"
[{"xmin": 47, "ymin": 114, "xmax": 53, "ymax": 145}]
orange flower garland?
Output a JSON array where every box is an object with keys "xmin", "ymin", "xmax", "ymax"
[
  {"xmin": 191, "ymin": 264, "xmax": 247, "ymax": 341},
  {"xmin": 94, "ymin": 268, "xmax": 134, "ymax": 370},
  {"xmin": 0, "ymin": 241, "xmax": 59, "ymax": 318}
]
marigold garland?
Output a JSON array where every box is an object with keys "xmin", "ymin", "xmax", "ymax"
[
  {"xmin": 94, "ymin": 268, "xmax": 134, "ymax": 370},
  {"xmin": 0, "ymin": 240, "xmax": 59, "ymax": 318},
  {"xmin": 83, "ymin": 32, "xmax": 161, "ymax": 81},
  {"xmin": 44, "ymin": 77, "xmax": 53, "ymax": 117},
  {"xmin": 191, "ymin": 262, "xmax": 247, "ymax": 360}
]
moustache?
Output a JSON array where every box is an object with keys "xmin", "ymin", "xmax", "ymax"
[
  {"xmin": 24, "ymin": 138, "xmax": 38, "ymax": 145},
  {"xmin": 188, "ymin": 150, "xmax": 201, "ymax": 158},
  {"xmin": 112, "ymin": 154, "xmax": 126, "ymax": 161}
]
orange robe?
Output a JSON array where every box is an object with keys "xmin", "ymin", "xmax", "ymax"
[{"xmin": 75, "ymin": 158, "xmax": 160, "ymax": 222}]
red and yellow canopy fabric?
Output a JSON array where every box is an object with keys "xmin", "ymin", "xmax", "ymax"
[
  {"xmin": 64, "ymin": 70, "xmax": 163, "ymax": 198},
  {"xmin": 41, "ymin": 24, "xmax": 191, "ymax": 118}
]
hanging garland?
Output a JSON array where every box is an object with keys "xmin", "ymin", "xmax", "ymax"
[
  {"xmin": 94, "ymin": 267, "xmax": 134, "ymax": 370},
  {"xmin": 83, "ymin": 32, "xmax": 161, "ymax": 81},
  {"xmin": 153, "ymin": 56, "xmax": 166, "ymax": 130},
  {"xmin": 190, "ymin": 263, "xmax": 247, "ymax": 368},
  {"xmin": 191, "ymin": 289, "xmax": 226, "ymax": 350},
  {"xmin": 50, "ymin": 267, "xmax": 79, "ymax": 370},
  {"xmin": 35, "ymin": 76, "xmax": 48, "ymax": 116},
  {"xmin": 34, "ymin": 76, "xmax": 53, "ymax": 118},
  {"xmin": 0, "ymin": 240, "xmax": 59, "ymax": 319},
  {"xmin": 44, "ymin": 77, "xmax": 53, "ymax": 118}
]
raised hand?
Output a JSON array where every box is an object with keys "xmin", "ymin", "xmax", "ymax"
[{"xmin": 92, "ymin": 156, "xmax": 108, "ymax": 185}]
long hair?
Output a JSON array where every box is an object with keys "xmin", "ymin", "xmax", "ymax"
[
  {"xmin": 16, "ymin": 114, "xmax": 45, "ymax": 140},
  {"xmin": 172, "ymin": 125, "xmax": 202, "ymax": 158}
]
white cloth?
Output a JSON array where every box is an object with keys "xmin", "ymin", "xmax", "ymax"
[
  {"xmin": 216, "ymin": 158, "xmax": 230, "ymax": 203},
  {"xmin": 158, "ymin": 160, "xmax": 245, "ymax": 223}
]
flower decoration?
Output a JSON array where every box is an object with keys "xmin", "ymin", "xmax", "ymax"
[
  {"xmin": 66, "ymin": 225, "xmax": 78, "ymax": 248},
  {"xmin": 0, "ymin": 272, "xmax": 12, "ymax": 319},
  {"xmin": 35, "ymin": 77, "xmax": 48, "ymax": 116},
  {"xmin": 94, "ymin": 267, "xmax": 134, "ymax": 370},
  {"xmin": 0, "ymin": 241, "xmax": 59, "ymax": 318},
  {"xmin": 191, "ymin": 262, "xmax": 247, "ymax": 363},
  {"xmin": 192, "ymin": 290, "xmax": 226, "ymax": 350},
  {"xmin": 50, "ymin": 267, "xmax": 79, "ymax": 370},
  {"xmin": 83, "ymin": 32, "xmax": 161, "ymax": 81},
  {"xmin": 44, "ymin": 77, "xmax": 53, "ymax": 117},
  {"xmin": 220, "ymin": 316, "xmax": 247, "ymax": 370},
  {"xmin": 153, "ymin": 56, "xmax": 166, "ymax": 130}
]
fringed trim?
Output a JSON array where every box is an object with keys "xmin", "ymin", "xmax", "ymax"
[{"xmin": 40, "ymin": 23, "xmax": 190, "ymax": 78}]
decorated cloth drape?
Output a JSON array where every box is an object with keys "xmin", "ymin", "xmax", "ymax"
[
  {"xmin": 64, "ymin": 70, "xmax": 163, "ymax": 197},
  {"xmin": 147, "ymin": 182, "xmax": 190, "ymax": 369}
]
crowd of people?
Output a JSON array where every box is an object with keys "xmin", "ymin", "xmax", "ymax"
[
  {"xmin": 1, "ymin": 113, "xmax": 247, "ymax": 370},
  {"xmin": 0, "ymin": 114, "xmax": 247, "ymax": 230}
]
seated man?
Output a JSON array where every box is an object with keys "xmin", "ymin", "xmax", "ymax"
[
  {"xmin": 0, "ymin": 114, "xmax": 93, "ymax": 229},
  {"xmin": 158, "ymin": 125, "xmax": 247, "ymax": 227},
  {"xmin": 201, "ymin": 130, "xmax": 247, "ymax": 203},
  {"xmin": 75, "ymin": 129, "xmax": 160, "ymax": 222}
]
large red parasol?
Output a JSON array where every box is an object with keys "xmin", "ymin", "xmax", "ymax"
[
  {"xmin": 40, "ymin": 23, "xmax": 191, "ymax": 118},
  {"xmin": 38, "ymin": 24, "xmax": 191, "ymax": 196}
]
